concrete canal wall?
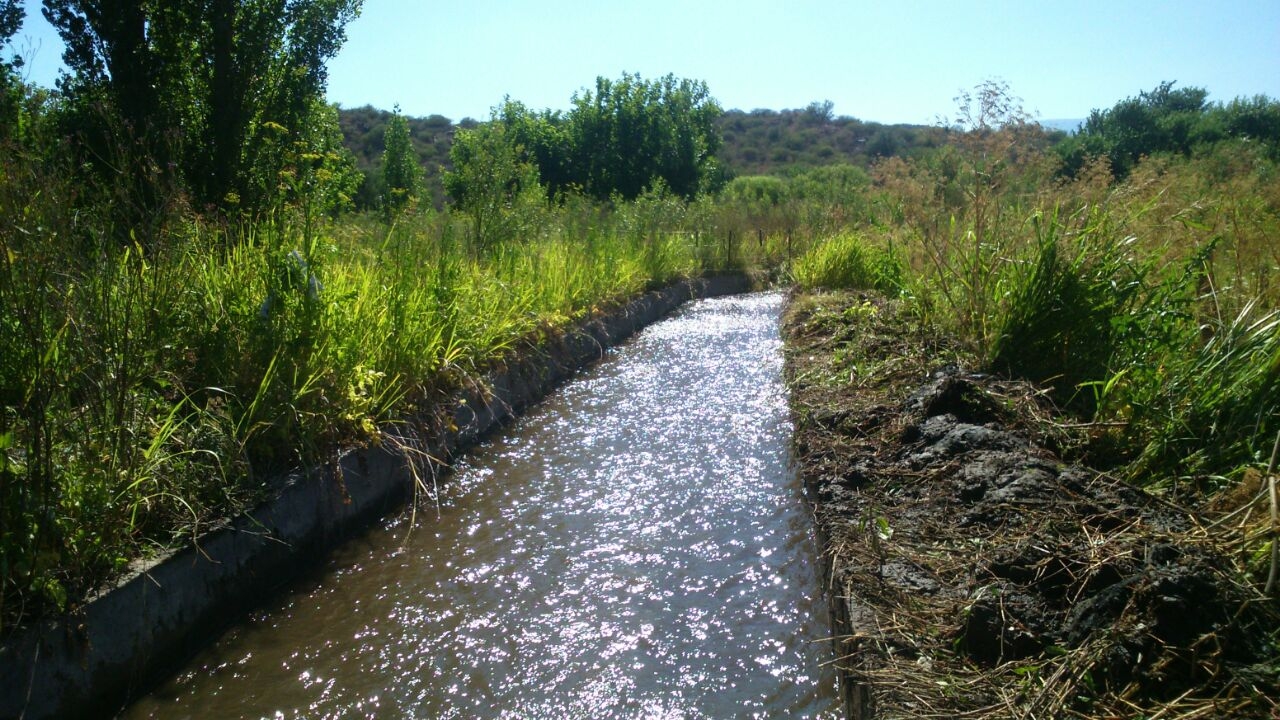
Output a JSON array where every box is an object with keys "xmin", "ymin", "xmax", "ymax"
[{"xmin": 0, "ymin": 274, "xmax": 753, "ymax": 720}]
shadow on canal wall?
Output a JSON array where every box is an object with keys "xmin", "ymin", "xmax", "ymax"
[{"xmin": 0, "ymin": 273, "xmax": 754, "ymax": 720}]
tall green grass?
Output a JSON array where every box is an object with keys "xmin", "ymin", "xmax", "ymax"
[
  {"xmin": 790, "ymin": 232, "xmax": 902, "ymax": 293},
  {"xmin": 987, "ymin": 209, "xmax": 1142, "ymax": 415},
  {"xmin": 0, "ymin": 174, "xmax": 730, "ymax": 627},
  {"xmin": 790, "ymin": 131, "xmax": 1279, "ymax": 497}
]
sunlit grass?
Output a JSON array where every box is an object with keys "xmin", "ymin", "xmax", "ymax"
[{"xmin": 0, "ymin": 192, "xmax": 719, "ymax": 625}]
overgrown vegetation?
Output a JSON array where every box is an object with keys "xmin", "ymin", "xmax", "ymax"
[
  {"xmin": 1056, "ymin": 81, "xmax": 1280, "ymax": 178},
  {"xmin": 777, "ymin": 80, "xmax": 1278, "ymax": 490},
  {"xmin": 334, "ymin": 98, "xmax": 940, "ymax": 212},
  {"xmin": 782, "ymin": 80, "xmax": 1280, "ymax": 718},
  {"xmin": 0, "ymin": 4, "xmax": 748, "ymax": 630},
  {"xmin": 2, "ymin": 5, "xmax": 1277, "ymax": 696},
  {"xmin": 0, "ymin": 152, "xmax": 737, "ymax": 628}
]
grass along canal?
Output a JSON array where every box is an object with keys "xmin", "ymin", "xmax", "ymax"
[{"xmin": 123, "ymin": 291, "xmax": 840, "ymax": 719}]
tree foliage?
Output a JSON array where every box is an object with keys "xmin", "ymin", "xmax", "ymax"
[
  {"xmin": 566, "ymin": 73, "xmax": 723, "ymax": 201},
  {"xmin": 381, "ymin": 107, "xmax": 421, "ymax": 212},
  {"xmin": 290, "ymin": 97, "xmax": 361, "ymax": 217},
  {"xmin": 333, "ymin": 102, "xmax": 939, "ymax": 208},
  {"xmin": 495, "ymin": 99, "xmax": 574, "ymax": 198},
  {"xmin": 448, "ymin": 73, "xmax": 724, "ymax": 205},
  {"xmin": 1057, "ymin": 81, "xmax": 1280, "ymax": 178},
  {"xmin": 42, "ymin": 0, "xmax": 363, "ymax": 217},
  {"xmin": 444, "ymin": 123, "xmax": 546, "ymax": 250},
  {"xmin": 0, "ymin": 0, "xmax": 23, "ymax": 139}
]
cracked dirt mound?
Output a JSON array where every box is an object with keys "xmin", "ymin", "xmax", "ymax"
[{"xmin": 783, "ymin": 291, "xmax": 1279, "ymax": 719}]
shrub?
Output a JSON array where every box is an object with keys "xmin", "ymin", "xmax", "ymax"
[{"xmin": 791, "ymin": 233, "xmax": 902, "ymax": 293}]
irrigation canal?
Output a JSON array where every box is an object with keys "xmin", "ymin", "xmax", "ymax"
[{"xmin": 124, "ymin": 291, "xmax": 840, "ymax": 719}]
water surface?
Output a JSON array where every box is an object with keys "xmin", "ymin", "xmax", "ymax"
[{"xmin": 126, "ymin": 291, "xmax": 838, "ymax": 719}]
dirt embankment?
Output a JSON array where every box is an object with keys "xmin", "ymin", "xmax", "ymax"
[{"xmin": 783, "ymin": 291, "xmax": 1279, "ymax": 719}]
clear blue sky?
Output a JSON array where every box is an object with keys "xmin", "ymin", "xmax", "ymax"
[{"xmin": 9, "ymin": 0, "xmax": 1280, "ymax": 124}]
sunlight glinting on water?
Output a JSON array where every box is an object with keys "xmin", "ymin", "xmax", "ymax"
[{"xmin": 126, "ymin": 291, "xmax": 838, "ymax": 719}]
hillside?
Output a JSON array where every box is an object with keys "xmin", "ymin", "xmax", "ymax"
[
  {"xmin": 337, "ymin": 105, "xmax": 477, "ymax": 209},
  {"xmin": 716, "ymin": 103, "xmax": 937, "ymax": 175},
  {"xmin": 336, "ymin": 102, "xmax": 941, "ymax": 207}
]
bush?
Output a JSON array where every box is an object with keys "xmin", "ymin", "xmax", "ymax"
[
  {"xmin": 791, "ymin": 233, "xmax": 902, "ymax": 293},
  {"xmin": 988, "ymin": 212, "xmax": 1140, "ymax": 414}
]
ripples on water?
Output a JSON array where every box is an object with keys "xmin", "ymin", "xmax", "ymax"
[{"xmin": 126, "ymin": 291, "xmax": 839, "ymax": 719}]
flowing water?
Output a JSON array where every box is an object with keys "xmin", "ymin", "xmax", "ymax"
[{"xmin": 124, "ymin": 291, "xmax": 839, "ymax": 719}]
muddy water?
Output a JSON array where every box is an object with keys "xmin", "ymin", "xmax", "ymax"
[{"xmin": 125, "ymin": 292, "xmax": 839, "ymax": 719}]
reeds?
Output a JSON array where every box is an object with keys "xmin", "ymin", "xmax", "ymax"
[
  {"xmin": 790, "ymin": 231, "xmax": 902, "ymax": 294},
  {"xmin": 790, "ymin": 132, "xmax": 1278, "ymax": 498},
  {"xmin": 0, "ymin": 176, "xmax": 725, "ymax": 628}
]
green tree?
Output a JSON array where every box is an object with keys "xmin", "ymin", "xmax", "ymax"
[
  {"xmin": 567, "ymin": 73, "xmax": 723, "ymax": 201},
  {"xmin": 0, "ymin": 0, "xmax": 23, "ymax": 141},
  {"xmin": 450, "ymin": 74, "xmax": 723, "ymax": 205},
  {"xmin": 496, "ymin": 98, "xmax": 573, "ymax": 198},
  {"xmin": 444, "ymin": 123, "xmax": 546, "ymax": 251},
  {"xmin": 42, "ymin": 0, "xmax": 362, "ymax": 217},
  {"xmin": 1222, "ymin": 95, "xmax": 1280, "ymax": 147},
  {"xmin": 1050, "ymin": 82, "xmax": 1279, "ymax": 179},
  {"xmin": 291, "ymin": 98, "xmax": 362, "ymax": 218},
  {"xmin": 381, "ymin": 106, "xmax": 421, "ymax": 211}
]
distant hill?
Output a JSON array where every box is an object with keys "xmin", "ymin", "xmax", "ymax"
[
  {"xmin": 1041, "ymin": 118, "xmax": 1085, "ymax": 134},
  {"xmin": 716, "ymin": 105, "xmax": 935, "ymax": 176},
  {"xmin": 337, "ymin": 105, "xmax": 477, "ymax": 209},
  {"xmin": 336, "ymin": 103, "xmax": 942, "ymax": 207}
]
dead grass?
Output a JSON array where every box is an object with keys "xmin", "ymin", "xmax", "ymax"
[{"xmin": 784, "ymin": 290, "xmax": 1280, "ymax": 719}]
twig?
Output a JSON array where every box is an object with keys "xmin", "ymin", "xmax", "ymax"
[{"xmin": 1264, "ymin": 430, "xmax": 1279, "ymax": 597}]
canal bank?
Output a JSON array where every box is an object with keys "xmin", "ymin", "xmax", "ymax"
[
  {"xmin": 1, "ymin": 274, "xmax": 757, "ymax": 720},
  {"xmin": 122, "ymin": 289, "xmax": 837, "ymax": 718},
  {"xmin": 782, "ymin": 290, "xmax": 1279, "ymax": 719}
]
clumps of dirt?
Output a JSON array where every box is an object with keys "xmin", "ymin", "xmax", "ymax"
[{"xmin": 783, "ymin": 291, "xmax": 1279, "ymax": 719}]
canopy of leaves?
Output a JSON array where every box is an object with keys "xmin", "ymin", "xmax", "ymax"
[
  {"xmin": 0, "ymin": 0, "xmax": 22, "ymax": 139},
  {"xmin": 443, "ymin": 122, "xmax": 546, "ymax": 250},
  {"xmin": 566, "ymin": 73, "xmax": 723, "ymax": 201},
  {"xmin": 336, "ymin": 100, "xmax": 938, "ymax": 208},
  {"xmin": 381, "ymin": 108, "xmax": 422, "ymax": 211},
  {"xmin": 1057, "ymin": 81, "xmax": 1280, "ymax": 178},
  {"xmin": 42, "ymin": 0, "xmax": 363, "ymax": 217},
  {"xmin": 449, "ymin": 73, "xmax": 725, "ymax": 204}
]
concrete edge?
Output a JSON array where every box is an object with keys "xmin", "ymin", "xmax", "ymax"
[
  {"xmin": 808, "ymin": 520, "xmax": 874, "ymax": 720},
  {"xmin": 0, "ymin": 273, "xmax": 754, "ymax": 720}
]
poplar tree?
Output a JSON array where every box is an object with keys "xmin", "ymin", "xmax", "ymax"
[
  {"xmin": 42, "ymin": 0, "xmax": 362, "ymax": 216},
  {"xmin": 0, "ymin": 0, "xmax": 22, "ymax": 141},
  {"xmin": 381, "ymin": 107, "xmax": 421, "ymax": 211}
]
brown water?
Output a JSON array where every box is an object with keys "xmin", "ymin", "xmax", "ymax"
[{"xmin": 124, "ymin": 291, "xmax": 839, "ymax": 719}]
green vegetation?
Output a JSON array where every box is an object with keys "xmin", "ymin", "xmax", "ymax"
[
  {"xmin": 486, "ymin": 73, "xmax": 724, "ymax": 201},
  {"xmin": 2, "ymin": 0, "xmax": 1277, "ymax": 644},
  {"xmin": 717, "ymin": 102, "xmax": 941, "ymax": 175},
  {"xmin": 0, "ymin": 0, "xmax": 22, "ymax": 140},
  {"xmin": 334, "ymin": 98, "xmax": 937, "ymax": 211},
  {"xmin": 0, "ymin": 5, "xmax": 745, "ymax": 629},
  {"xmin": 790, "ymin": 232, "xmax": 901, "ymax": 294},
  {"xmin": 784, "ymin": 80, "xmax": 1280, "ymax": 499},
  {"xmin": 338, "ymin": 104, "xmax": 461, "ymax": 209},
  {"xmin": 42, "ymin": 0, "xmax": 362, "ymax": 222},
  {"xmin": 381, "ymin": 106, "xmax": 423, "ymax": 212},
  {"xmin": 1057, "ymin": 81, "xmax": 1280, "ymax": 178},
  {"xmin": 0, "ymin": 157, "xmax": 736, "ymax": 628}
]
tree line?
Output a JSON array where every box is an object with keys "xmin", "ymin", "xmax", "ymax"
[
  {"xmin": 4, "ymin": 1, "xmax": 1279, "ymax": 241},
  {"xmin": 1056, "ymin": 81, "xmax": 1280, "ymax": 178},
  {"xmin": 335, "ymin": 100, "xmax": 945, "ymax": 212}
]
